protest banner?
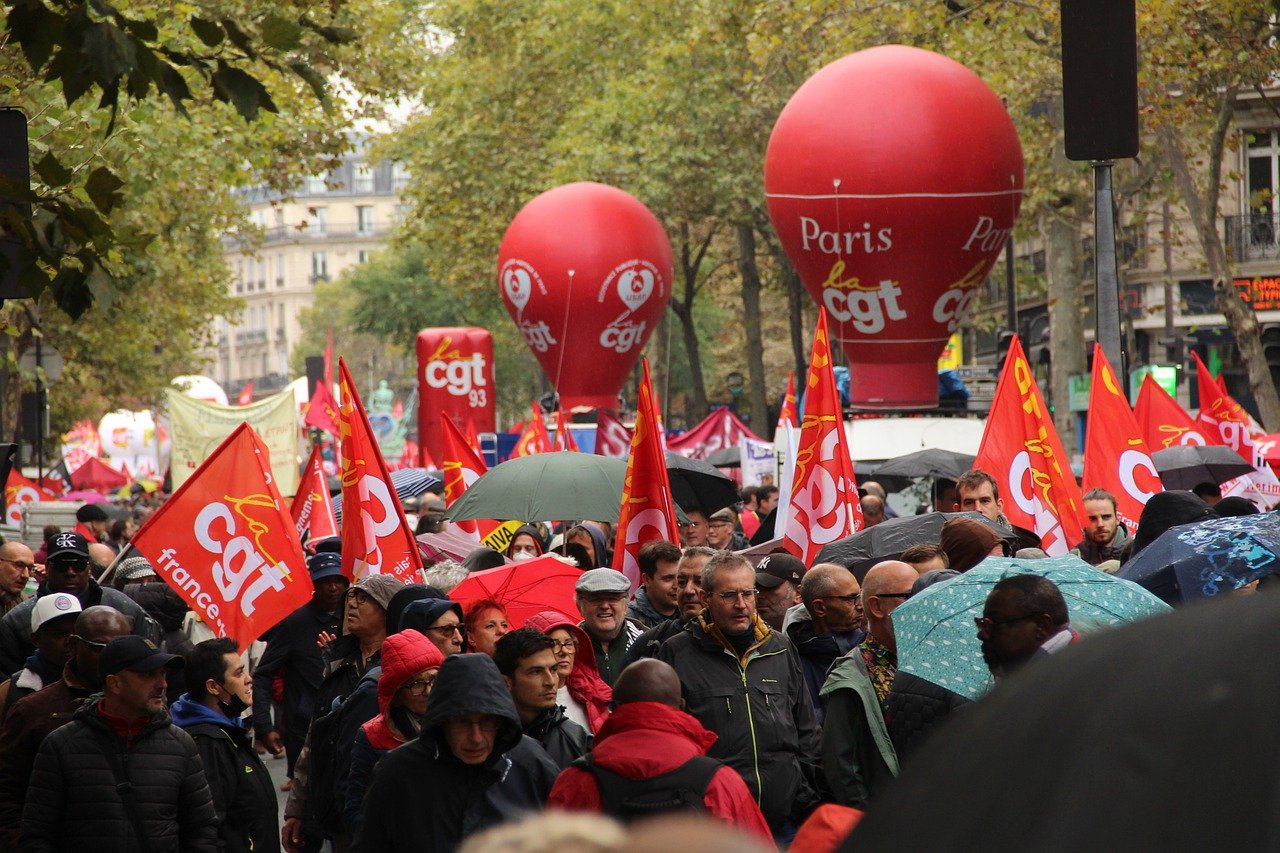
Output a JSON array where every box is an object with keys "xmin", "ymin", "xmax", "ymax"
[{"xmin": 168, "ymin": 388, "xmax": 299, "ymax": 496}]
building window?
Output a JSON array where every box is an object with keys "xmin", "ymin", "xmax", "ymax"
[
  {"xmin": 276, "ymin": 253, "xmax": 285, "ymax": 287},
  {"xmin": 358, "ymin": 250, "xmax": 370, "ymax": 264},
  {"xmin": 312, "ymin": 251, "xmax": 329, "ymax": 281},
  {"xmin": 357, "ymin": 205, "xmax": 374, "ymax": 235},
  {"xmin": 306, "ymin": 174, "xmax": 327, "ymax": 195},
  {"xmin": 1247, "ymin": 130, "xmax": 1279, "ymax": 215},
  {"xmin": 393, "ymin": 162, "xmax": 409, "ymax": 191},
  {"xmin": 235, "ymin": 260, "xmax": 243, "ymax": 294},
  {"xmin": 354, "ymin": 163, "xmax": 375, "ymax": 193},
  {"xmin": 258, "ymin": 257, "xmax": 267, "ymax": 290},
  {"xmin": 306, "ymin": 206, "xmax": 327, "ymax": 235}
]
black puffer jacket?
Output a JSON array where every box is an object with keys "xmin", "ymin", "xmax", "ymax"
[
  {"xmin": 885, "ymin": 671, "xmax": 971, "ymax": 764},
  {"xmin": 20, "ymin": 695, "xmax": 218, "ymax": 853},
  {"xmin": 352, "ymin": 654, "xmax": 559, "ymax": 853}
]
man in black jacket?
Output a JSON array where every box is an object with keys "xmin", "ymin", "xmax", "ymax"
[
  {"xmin": 352, "ymin": 653, "xmax": 559, "ymax": 852},
  {"xmin": 172, "ymin": 638, "xmax": 279, "ymax": 853},
  {"xmin": 657, "ymin": 552, "xmax": 822, "ymax": 841},
  {"xmin": 495, "ymin": 628, "xmax": 590, "ymax": 769},
  {"xmin": 20, "ymin": 635, "xmax": 218, "ymax": 852},
  {"xmin": 625, "ymin": 547, "xmax": 713, "ymax": 664},
  {"xmin": 253, "ymin": 552, "xmax": 348, "ymax": 779}
]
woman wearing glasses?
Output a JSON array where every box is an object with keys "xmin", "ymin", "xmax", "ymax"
[{"xmin": 343, "ymin": 629, "xmax": 444, "ymax": 835}]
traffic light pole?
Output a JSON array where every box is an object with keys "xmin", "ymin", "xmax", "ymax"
[{"xmin": 1094, "ymin": 160, "xmax": 1128, "ymax": 395}]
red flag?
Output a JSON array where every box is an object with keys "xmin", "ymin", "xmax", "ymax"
[
  {"xmin": 237, "ymin": 382, "xmax": 254, "ymax": 406},
  {"xmin": 594, "ymin": 410, "xmax": 632, "ymax": 458},
  {"xmin": 1193, "ymin": 353, "xmax": 1280, "ymax": 506},
  {"xmin": 324, "ymin": 328, "xmax": 335, "ymax": 390},
  {"xmin": 43, "ymin": 458, "xmax": 70, "ymax": 497},
  {"xmin": 613, "ymin": 360, "xmax": 682, "ymax": 587},
  {"xmin": 778, "ymin": 370, "xmax": 799, "ymax": 429},
  {"xmin": 513, "ymin": 403, "xmax": 553, "ymax": 457},
  {"xmin": 441, "ymin": 415, "xmax": 501, "ymax": 541},
  {"xmin": 557, "ymin": 411, "xmax": 581, "ymax": 452},
  {"xmin": 1134, "ymin": 373, "xmax": 1211, "ymax": 451},
  {"xmin": 1082, "ymin": 344, "xmax": 1161, "ymax": 534},
  {"xmin": 289, "ymin": 445, "xmax": 339, "ymax": 548},
  {"xmin": 973, "ymin": 335, "xmax": 1085, "ymax": 555},
  {"xmin": 465, "ymin": 414, "xmax": 482, "ymax": 455},
  {"xmin": 305, "ymin": 379, "xmax": 341, "ymax": 436},
  {"xmin": 5, "ymin": 471, "xmax": 56, "ymax": 528},
  {"xmin": 131, "ymin": 423, "xmax": 310, "ymax": 650},
  {"xmin": 338, "ymin": 357, "xmax": 423, "ymax": 583},
  {"xmin": 782, "ymin": 310, "xmax": 862, "ymax": 564}
]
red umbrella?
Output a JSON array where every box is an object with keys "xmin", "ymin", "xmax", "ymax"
[
  {"xmin": 69, "ymin": 457, "xmax": 129, "ymax": 492},
  {"xmin": 449, "ymin": 554, "xmax": 580, "ymax": 629}
]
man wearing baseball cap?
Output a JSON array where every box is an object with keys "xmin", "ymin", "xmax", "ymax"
[
  {"xmin": 0, "ymin": 532, "xmax": 146, "ymax": 675},
  {"xmin": 0, "ymin": 593, "xmax": 82, "ymax": 720},
  {"xmin": 754, "ymin": 552, "xmax": 806, "ymax": 632},
  {"xmin": 21, "ymin": 635, "xmax": 219, "ymax": 851}
]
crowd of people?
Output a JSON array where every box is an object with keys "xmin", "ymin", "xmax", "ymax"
[{"xmin": 0, "ymin": 468, "xmax": 1260, "ymax": 851}]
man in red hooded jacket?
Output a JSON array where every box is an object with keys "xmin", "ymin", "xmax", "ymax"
[{"xmin": 547, "ymin": 659, "xmax": 772, "ymax": 844}]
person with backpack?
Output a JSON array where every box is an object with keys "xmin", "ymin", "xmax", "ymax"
[{"xmin": 548, "ymin": 658, "xmax": 773, "ymax": 844}]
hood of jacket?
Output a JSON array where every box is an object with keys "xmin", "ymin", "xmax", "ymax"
[
  {"xmin": 524, "ymin": 610, "xmax": 612, "ymax": 735},
  {"xmin": 122, "ymin": 582, "xmax": 188, "ymax": 633},
  {"xmin": 169, "ymin": 693, "xmax": 246, "ymax": 730},
  {"xmin": 595, "ymin": 700, "xmax": 716, "ymax": 753},
  {"xmin": 386, "ymin": 584, "xmax": 445, "ymax": 634},
  {"xmin": 629, "ymin": 587, "xmax": 672, "ymax": 625},
  {"xmin": 574, "ymin": 524, "xmax": 610, "ymax": 568},
  {"xmin": 420, "ymin": 653, "xmax": 522, "ymax": 762},
  {"xmin": 692, "ymin": 610, "xmax": 773, "ymax": 663},
  {"xmin": 506, "ymin": 525, "xmax": 545, "ymax": 559},
  {"xmin": 377, "ymin": 629, "xmax": 444, "ymax": 718},
  {"xmin": 400, "ymin": 597, "xmax": 464, "ymax": 637}
]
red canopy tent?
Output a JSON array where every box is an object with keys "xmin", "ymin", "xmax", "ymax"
[{"xmin": 69, "ymin": 456, "xmax": 129, "ymax": 492}]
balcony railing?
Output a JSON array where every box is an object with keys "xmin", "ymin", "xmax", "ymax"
[
  {"xmin": 235, "ymin": 329, "xmax": 268, "ymax": 345},
  {"xmin": 1225, "ymin": 212, "xmax": 1280, "ymax": 263}
]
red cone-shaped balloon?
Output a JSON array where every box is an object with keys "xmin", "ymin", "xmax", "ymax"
[
  {"xmin": 765, "ymin": 45, "xmax": 1024, "ymax": 409},
  {"xmin": 498, "ymin": 182, "xmax": 673, "ymax": 412}
]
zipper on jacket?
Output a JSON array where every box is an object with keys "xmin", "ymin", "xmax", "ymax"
[{"xmin": 740, "ymin": 647, "xmax": 787, "ymax": 811}]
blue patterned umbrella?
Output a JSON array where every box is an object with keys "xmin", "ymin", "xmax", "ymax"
[
  {"xmin": 894, "ymin": 555, "xmax": 1170, "ymax": 701},
  {"xmin": 1116, "ymin": 512, "xmax": 1280, "ymax": 604}
]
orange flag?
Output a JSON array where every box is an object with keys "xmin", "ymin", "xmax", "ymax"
[
  {"xmin": 613, "ymin": 359, "xmax": 682, "ymax": 588},
  {"xmin": 441, "ymin": 415, "xmax": 501, "ymax": 541},
  {"xmin": 782, "ymin": 310, "xmax": 862, "ymax": 564},
  {"xmin": 1134, "ymin": 373, "xmax": 1212, "ymax": 451},
  {"xmin": 973, "ymin": 335, "xmax": 1085, "ymax": 555},
  {"xmin": 289, "ymin": 445, "xmax": 339, "ymax": 548},
  {"xmin": 131, "ymin": 423, "xmax": 309, "ymax": 650},
  {"xmin": 513, "ymin": 403, "xmax": 554, "ymax": 456},
  {"xmin": 338, "ymin": 358, "xmax": 423, "ymax": 582},
  {"xmin": 777, "ymin": 370, "xmax": 799, "ymax": 430},
  {"xmin": 1082, "ymin": 345, "xmax": 1161, "ymax": 534}
]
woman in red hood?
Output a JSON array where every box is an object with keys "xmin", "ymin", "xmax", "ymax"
[
  {"xmin": 344, "ymin": 629, "xmax": 444, "ymax": 834},
  {"xmin": 525, "ymin": 610, "xmax": 611, "ymax": 735}
]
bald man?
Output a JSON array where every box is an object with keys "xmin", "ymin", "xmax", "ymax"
[
  {"xmin": 0, "ymin": 542, "xmax": 34, "ymax": 618},
  {"xmin": 548, "ymin": 659, "xmax": 772, "ymax": 840},
  {"xmin": 87, "ymin": 543, "xmax": 115, "ymax": 580},
  {"xmin": 790, "ymin": 564, "xmax": 864, "ymax": 721},
  {"xmin": 860, "ymin": 495, "xmax": 885, "ymax": 528},
  {"xmin": 819, "ymin": 560, "xmax": 919, "ymax": 809}
]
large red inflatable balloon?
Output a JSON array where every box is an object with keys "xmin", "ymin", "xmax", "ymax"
[
  {"xmin": 765, "ymin": 45, "xmax": 1024, "ymax": 409},
  {"xmin": 416, "ymin": 327, "xmax": 495, "ymax": 467},
  {"xmin": 498, "ymin": 182, "xmax": 673, "ymax": 412}
]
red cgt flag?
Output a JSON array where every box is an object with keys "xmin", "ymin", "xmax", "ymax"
[
  {"xmin": 973, "ymin": 335, "xmax": 1085, "ymax": 555},
  {"xmin": 594, "ymin": 410, "xmax": 632, "ymax": 458},
  {"xmin": 441, "ymin": 414, "xmax": 501, "ymax": 541},
  {"xmin": 306, "ymin": 379, "xmax": 341, "ymax": 437},
  {"xmin": 338, "ymin": 358, "xmax": 423, "ymax": 583},
  {"xmin": 1081, "ymin": 344, "xmax": 1162, "ymax": 535},
  {"xmin": 1134, "ymin": 373, "xmax": 1211, "ymax": 451},
  {"xmin": 290, "ymin": 445, "xmax": 339, "ymax": 549},
  {"xmin": 5, "ymin": 470, "xmax": 56, "ymax": 528},
  {"xmin": 513, "ymin": 403, "xmax": 554, "ymax": 457},
  {"xmin": 782, "ymin": 310, "xmax": 862, "ymax": 564},
  {"xmin": 613, "ymin": 359, "xmax": 682, "ymax": 588},
  {"xmin": 778, "ymin": 370, "xmax": 799, "ymax": 430},
  {"xmin": 131, "ymin": 423, "xmax": 309, "ymax": 650},
  {"xmin": 1192, "ymin": 353, "xmax": 1280, "ymax": 507}
]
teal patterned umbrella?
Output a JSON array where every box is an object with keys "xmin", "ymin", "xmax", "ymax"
[{"xmin": 893, "ymin": 555, "xmax": 1171, "ymax": 701}]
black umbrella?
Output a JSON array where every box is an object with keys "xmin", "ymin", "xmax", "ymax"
[
  {"xmin": 704, "ymin": 446, "xmax": 741, "ymax": 468},
  {"xmin": 814, "ymin": 511, "xmax": 1014, "ymax": 580},
  {"xmin": 873, "ymin": 447, "xmax": 976, "ymax": 481},
  {"xmin": 1151, "ymin": 445, "xmax": 1254, "ymax": 490},
  {"xmin": 847, "ymin": 593, "xmax": 1280, "ymax": 851},
  {"xmin": 664, "ymin": 451, "xmax": 739, "ymax": 515}
]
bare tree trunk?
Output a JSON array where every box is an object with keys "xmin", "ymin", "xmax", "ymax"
[
  {"xmin": 735, "ymin": 224, "xmax": 768, "ymax": 428},
  {"xmin": 1160, "ymin": 93, "xmax": 1280, "ymax": 429},
  {"xmin": 0, "ymin": 305, "xmax": 35, "ymax": 446},
  {"xmin": 652, "ymin": 312, "xmax": 670, "ymax": 417},
  {"xmin": 669, "ymin": 221, "xmax": 715, "ymax": 422}
]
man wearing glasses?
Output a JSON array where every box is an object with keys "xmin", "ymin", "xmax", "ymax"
[
  {"xmin": 657, "ymin": 552, "xmax": 821, "ymax": 843},
  {"xmin": 790, "ymin": 563, "xmax": 864, "ymax": 721},
  {"xmin": 821, "ymin": 559, "xmax": 919, "ymax": 809},
  {"xmin": 0, "ymin": 541, "xmax": 35, "ymax": 618},
  {"xmin": 0, "ymin": 533, "xmax": 144, "ymax": 675},
  {"xmin": 976, "ymin": 574, "xmax": 1076, "ymax": 681}
]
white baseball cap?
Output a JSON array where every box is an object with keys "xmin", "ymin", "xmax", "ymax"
[{"xmin": 31, "ymin": 592, "xmax": 82, "ymax": 633}]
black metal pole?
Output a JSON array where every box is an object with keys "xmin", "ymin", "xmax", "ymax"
[
  {"xmin": 1005, "ymin": 237, "xmax": 1017, "ymax": 333},
  {"xmin": 1094, "ymin": 160, "xmax": 1127, "ymax": 392},
  {"xmin": 34, "ymin": 335, "xmax": 42, "ymax": 487}
]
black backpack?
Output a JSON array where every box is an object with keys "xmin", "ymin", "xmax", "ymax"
[{"xmin": 572, "ymin": 754, "xmax": 721, "ymax": 822}]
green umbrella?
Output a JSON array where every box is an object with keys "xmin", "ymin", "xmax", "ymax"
[{"xmin": 445, "ymin": 452, "xmax": 629, "ymax": 523}]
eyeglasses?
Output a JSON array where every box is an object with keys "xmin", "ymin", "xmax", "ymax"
[
  {"xmin": 401, "ymin": 677, "xmax": 435, "ymax": 696},
  {"xmin": 974, "ymin": 612, "xmax": 1043, "ymax": 632},
  {"xmin": 426, "ymin": 623, "xmax": 463, "ymax": 636},
  {"xmin": 345, "ymin": 589, "xmax": 376, "ymax": 605},
  {"xmin": 821, "ymin": 592, "xmax": 862, "ymax": 604},
  {"xmin": 72, "ymin": 634, "xmax": 107, "ymax": 651},
  {"xmin": 550, "ymin": 639, "xmax": 577, "ymax": 652},
  {"xmin": 0, "ymin": 558, "xmax": 35, "ymax": 572},
  {"xmin": 713, "ymin": 589, "xmax": 756, "ymax": 603}
]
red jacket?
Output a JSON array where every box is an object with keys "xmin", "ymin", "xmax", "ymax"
[
  {"xmin": 548, "ymin": 701, "xmax": 774, "ymax": 844},
  {"xmin": 361, "ymin": 629, "xmax": 443, "ymax": 750}
]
